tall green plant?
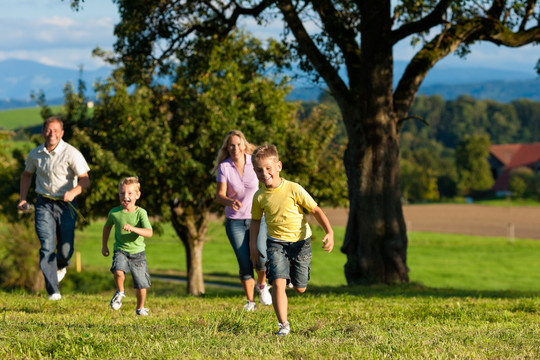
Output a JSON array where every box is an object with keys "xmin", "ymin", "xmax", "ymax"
[{"xmin": 455, "ymin": 134, "xmax": 494, "ymax": 195}]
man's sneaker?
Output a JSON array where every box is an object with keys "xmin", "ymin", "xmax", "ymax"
[
  {"xmin": 276, "ymin": 321, "xmax": 290, "ymax": 336},
  {"xmin": 256, "ymin": 283, "xmax": 272, "ymax": 306},
  {"xmin": 136, "ymin": 308, "xmax": 149, "ymax": 316},
  {"xmin": 243, "ymin": 300, "xmax": 257, "ymax": 312},
  {"xmin": 110, "ymin": 291, "xmax": 125, "ymax": 310},
  {"xmin": 57, "ymin": 267, "xmax": 67, "ymax": 283},
  {"xmin": 48, "ymin": 293, "xmax": 61, "ymax": 301}
]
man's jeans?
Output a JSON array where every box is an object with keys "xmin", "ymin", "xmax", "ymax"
[{"xmin": 35, "ymin": 195, "xmax": 77, "ymax": 295}]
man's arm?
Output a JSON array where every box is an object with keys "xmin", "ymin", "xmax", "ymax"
[
  {"xmin": 64, "ymin": 172, "xmax": 90, "ymax": 202},
  {"xmin": 17, "ymin": 171, "xmax": 33, "ymax": 210}
]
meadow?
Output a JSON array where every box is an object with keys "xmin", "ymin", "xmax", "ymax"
[
  {"xmin": 0, "ymin": 106, "xmax": 63, "ymax": 130},
  {"xmin": 2, "ymin": 220, "xmax": 540, "ymax": 359}
]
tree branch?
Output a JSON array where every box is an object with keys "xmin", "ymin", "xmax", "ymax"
[
  {"xmin": 519, "ymin": 0, "xmax": 538, "ymax": 32},
  {"xmin": 311, "ymin": 0, "xmax": 361, "ymax": 69},
  {"xmin": 277, "ymin": 0, "xmax": 350, "ymax": 102},
  {"xmin": 391, "ymin": 0, "xmax": 454, "ymax": 44}
]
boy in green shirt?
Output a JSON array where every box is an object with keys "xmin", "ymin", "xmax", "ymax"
[{"xmin": 102, "ymin": 177, "xmax": 153, "ymax": 315}]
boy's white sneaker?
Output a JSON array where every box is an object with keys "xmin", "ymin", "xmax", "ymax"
[
  {"xmin": 256, "ymin": 283, "xmax": 272, "ymax": 306},
  {"xmin": 110, "ymin": 291, "xmax": 125, "ymax": 310},
  {"xmin": 243, "ymin": 300, "xmax": 257, "ymax": 312},
  {"xmin": 48, "ymin": 293, "xmax": 61, "ymax": 301},
  {"xmin": 136, "ymin": 308, "xmax": 149, "ymax": 316},
  {"xmin": 276, "ymin": 321, "xmax": 290, "ymax": 336},
  {"xmin": 57, "ymin": 267, "xmax": 67, "ymax": 283}
]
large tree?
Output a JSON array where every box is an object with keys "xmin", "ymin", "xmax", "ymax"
[{"xmin": 71, "ymin": 0, "xmax": 540, "ymax": 284}]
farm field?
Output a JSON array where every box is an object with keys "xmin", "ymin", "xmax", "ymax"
[{"xmin": 321, "ymin": 204, "xmax": 540, "ymax": 239}]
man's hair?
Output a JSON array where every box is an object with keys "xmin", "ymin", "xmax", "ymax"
[
  {"xmin": 119, "ymin": 176, "xmax": 141, "ymax": 193},
  {"xmin": 252, "ymin": 144, "xmax": 280, "ymax": 164},
  {"xmin": 43, "ymin": 116, "xmax": 64, "ymax": 130}
]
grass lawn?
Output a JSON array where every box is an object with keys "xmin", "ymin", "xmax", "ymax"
[
  {"xmin": 0, "ymin": 106, "xmax": 63, "ymax": 130},
  {"xmin": 2, "ymin": 221, "xmax": 540, "ymax": 358}
]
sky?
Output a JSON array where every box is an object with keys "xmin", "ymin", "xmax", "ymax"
[{"xmin": 1, "ymin": 0, "xmax": 538, "ymax": 76}]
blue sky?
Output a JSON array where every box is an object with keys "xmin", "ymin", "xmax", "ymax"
[{"xmin": 1, "ymin": 0, "xmax": 538, "ymax": 76}]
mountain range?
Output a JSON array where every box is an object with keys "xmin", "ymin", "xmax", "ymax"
[{"xmin": 0, "ymin": 59, "xmax": 538, "ymax": 110}]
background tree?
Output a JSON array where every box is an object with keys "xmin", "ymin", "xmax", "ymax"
[
  {"xmin": 509, "ymin": 166, "xmax": 537, "ymax": 199},
  {"xmin": 455, "ymin": 134, "xmax": 494, "ymax": 195},
  {"xmin": 70, "ymin": 0, "xmax": 540, "ymax": 285},
  {"xmin": 64, "ymin": 32, "xmax": 344, "ymax": 295}
]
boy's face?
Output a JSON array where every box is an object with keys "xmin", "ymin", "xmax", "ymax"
[
  {"xmin": 254, "ymin": 157, "xmax": 282, "ymax": 189},
  {"xmin": 119, "ymin": 184, "xmax": 140, "ymax": 210}
]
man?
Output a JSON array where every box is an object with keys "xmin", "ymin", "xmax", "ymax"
[{"xmin": 18, "ymin": 116, "xmax": 90, "ymax": 300}]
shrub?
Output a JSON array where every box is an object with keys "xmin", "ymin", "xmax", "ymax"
[{"xmin": 0, "ymin": 219, "xmax": 44, "ymax": 292}]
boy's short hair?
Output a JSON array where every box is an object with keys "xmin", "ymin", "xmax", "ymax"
[
  {"xmin": 252, "ymin": 144, "xmax": 280, "ymax": 164},
  {"xmin": 119, "ymin": 176, "xmax": 141, "ymax": 193}
]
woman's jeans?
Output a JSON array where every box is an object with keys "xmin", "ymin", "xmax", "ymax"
[
  {"xmin": 225, "ymin": 218, "xmax": 267, "ymax": 281},
  {"xmin": 35, "ymin": 195, "xmax": 77, "ymax": 295}
]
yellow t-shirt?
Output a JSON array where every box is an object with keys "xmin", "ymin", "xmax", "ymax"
[{"xmin": 251, "ymin": 178, "xmax": 317, "ymax": 242}]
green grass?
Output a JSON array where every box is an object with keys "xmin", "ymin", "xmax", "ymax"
[
  {"xmin": 74, "ymin": 220, "xmax": 540, "ymax": 291},
  {"xmin": 0, "ymin": 106, "xmax": 62, "ymax": 130},
  {"xmin": 3, "ymin": 222, "xmax": 540, "ymax": 358},
  {"xmin": 2, "ymin": 285, "xmax": 540, "ymax": 358}
]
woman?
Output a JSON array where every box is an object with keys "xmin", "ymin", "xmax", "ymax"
[{"xmin": 214, "ymin": 130, "xmax": 272, "ymax": 311}]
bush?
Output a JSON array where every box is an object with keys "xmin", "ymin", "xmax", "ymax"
[
  {"xmin": 0, "ymin": 219, "xmax": 44, "ymax": 292},
  {"xmin": 509, "ymin": 166, "xmax": 536, "ymax": 199}
]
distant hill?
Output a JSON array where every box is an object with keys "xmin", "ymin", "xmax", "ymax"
[
  {"xmin": 0, "ymin": 59, "xmax": 111, "ymax": 106},
  {"xmin": 1, "ymin": 59, "xmax": 538, "ymax": 108}
]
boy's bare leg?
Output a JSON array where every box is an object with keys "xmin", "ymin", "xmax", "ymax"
[
  {"xmin": 242, "ymin": 278, "xmax": 256, "ymax": 302},
  {"xmin": 136, "ymin": 288, "xmax": 146, "ymax": 309},
  {"xmin": 113, "ymin": 270, "xmax": 125, "ymax": 293},
  {"xmin": 256, "ymin": 270, "xmax": 267, "ymax": 287},
  {"xmin": 272, "ymin": 278, "xmax": 288, "ymax": 324}
]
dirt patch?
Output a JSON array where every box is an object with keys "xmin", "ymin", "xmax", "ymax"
[{"xmin": 319, "ymin": 205, "xmax": 540, "ymax": 239}]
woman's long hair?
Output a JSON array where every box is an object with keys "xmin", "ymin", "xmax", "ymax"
[{"xmin": 212, "ymin": 130, "xmax": 257, "ymax": 173}]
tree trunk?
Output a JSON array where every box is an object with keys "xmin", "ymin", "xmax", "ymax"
[
  {"xmin": 170, "ymin": 202, "xmax": 209, "ymax": 295},
  {"xmin": 341, "ymin": 110, "xmax": 409, "ymax": 284}
]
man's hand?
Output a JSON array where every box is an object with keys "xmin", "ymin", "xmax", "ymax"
[{"xmin": 17, "ymin": 199, "xmax": 28, "ymax": 211}]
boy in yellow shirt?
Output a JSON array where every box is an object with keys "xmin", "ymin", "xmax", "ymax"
[{"xmin": 249, "ymin": 144, "xmax": 334, "ymax": 336}]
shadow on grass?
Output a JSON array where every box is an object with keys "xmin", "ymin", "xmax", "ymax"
[
  {"xmin": 6, "ymin": 271, "xmax": 539, "ymax": 300},
  {"xmin": 149, "ymin": 278, "xmax": 540, "ymax": 300},
  {"xmin": 305, "ymin": 282, "xmax": 540, "ymax": 300}
]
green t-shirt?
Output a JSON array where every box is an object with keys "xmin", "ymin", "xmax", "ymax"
[{"xmin": 105, "ymin": 206, "xmax": 152, "ymax": 254}]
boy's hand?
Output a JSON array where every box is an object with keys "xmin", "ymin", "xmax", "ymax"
[
  {"xmin": 102, "ymin": 246, "xmax": 110, "ymax": 257},
  {"xmin": 123, "ymin": 224, "xmax": 134, "ymax": 232},
  {"xmin": 321, "ymin": 233, "xmax": 334, "ymax": 253}
]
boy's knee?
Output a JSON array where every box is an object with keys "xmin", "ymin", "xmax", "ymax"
[{"xmin": 294, "ymin": 287, "xmax": 307, "ymax": 294}]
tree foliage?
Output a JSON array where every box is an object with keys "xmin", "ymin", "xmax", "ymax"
[{"xmin": 455, "ymin": 134, "xmax": 494, "ymax": 194}]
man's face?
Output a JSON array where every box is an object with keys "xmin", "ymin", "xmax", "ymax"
[{"xmin": 42, "ymin": 121, "xmax": 64, "ymax": 150}]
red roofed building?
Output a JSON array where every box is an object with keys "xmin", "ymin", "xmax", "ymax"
[{"xmin": 489, "ymin": 143, "xmax": 540, "ymax": 194}]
